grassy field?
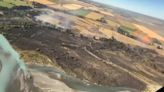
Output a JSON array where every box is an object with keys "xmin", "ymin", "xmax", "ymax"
[
  {"xmin": 107, "ymin": 20, "xmax": 119, "ymax": 28},
  {"xmin": 133, "ymin": 23, "xmax": 164, "ymax": 42},
  {"xmin": 86, "ymin": 12, "xmax": 104, "ymax": 20},
  {"xmin": 118, "ymin": 20, "xmax": 136, "ymax": 30},
  {"xmin": 63, "ymin": 4, "xmax": 83, "ymax": 10},
  {"xmin": 69, "ymin": 8, "xmax": 91, "ymax": 17},
  {"xmin": 0, "ymin": 0, "xmax": 31, "ymax": 8},
  {"xmin": 50, "ymin": 0, "xmax": 74, "ymax": 4},
  {"xmin": 100, "ymin": 27, "xmax": 147, "ymax": 47},
  {"xmin": 119, "ymin": 26, "xmax": 136, "ymax": 34},
  {"xmin": 20, "ymin": 50, "xmax": 54, "ymax": 65}
]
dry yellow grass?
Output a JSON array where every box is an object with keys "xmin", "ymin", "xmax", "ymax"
[
  {"xmin": 107, "ymin": 20, "xmax": 119, "ymax": 28},
  {"xmin": 75, "ymin": 17, "xmax": 148, "ymax": 48},
  {"xmin": 63, "ymin": 4, "xmax": 83, "ymax": 10},
  {"xmin": 133, "ymin": 23, "xmax": 164, "ymax": 41},
  {"xmin": 29, "ymin": 0, "xmax": 66, "ymax": 9},
  {"xmin": 86, "ymin": 6, "xmax": 101, "ymax": 11},
  {"xmin": 100, "ymin": 28, "xmax": 147, "ymax": 47},
  {"xmin": 100, "ymin": 28, "xmax": 113, "ymax": 38},
  {"xmin": 86, "ymin": 12, "xmax": 104, "ymax": 20},
  {"xmin": 73, "ymin": 17, "xmax": 107, "ymax": 37},
  {"xmin": 30, "ymin": 0, "xmax": 55, "ymax": 5},
  {"xmin": 85, "ymin": 6, "xmax": 114, "ymax": 17},
  {"xmin": 100, "ymin": 11, "xmax": 114, "ymax": 17},
  {"xmin": 75, "ymin": 25, "xmax": 104, "ymax": 38}
]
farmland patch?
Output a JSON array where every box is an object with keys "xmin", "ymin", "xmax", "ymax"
[
  {"xmin": 63, "ymin": 4, "xmax": 83, "ymax": 10},
  {"xmin": 0, "ymin": 0, "xmax": 31, "ymax": 8},
  {"xmin": 69, "ymin": 8, "xmax": 91, "ymax": 17}
]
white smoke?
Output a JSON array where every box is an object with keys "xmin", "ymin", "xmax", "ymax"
[{"xmin": 34, "ymin": 8, "xmax": 75, "ymax": 29}]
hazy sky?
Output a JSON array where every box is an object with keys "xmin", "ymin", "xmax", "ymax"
[{"xmin": 92, "ymin": 0, "xmax": 164, "ymax": 20}]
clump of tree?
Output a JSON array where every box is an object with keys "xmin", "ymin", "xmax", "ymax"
[
  {"xmin": 152, "ymin": 38, "xmax": 162, "ymax": 45},
  {"xmin": 96, "ymin": 17, "xmax": 107, "ymax": 24},
  {"xmin": 117, "ymin": 26, "xmax": 135, "ymax": 38}
]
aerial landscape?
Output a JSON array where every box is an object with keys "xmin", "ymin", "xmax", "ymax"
[{"xmin": 0, "ymin": 0, "xmax": 164, "ymax": 92}]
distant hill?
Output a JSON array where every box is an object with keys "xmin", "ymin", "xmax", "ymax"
[{"xmin": 79, "ymin": 0, "xmax": 164, "ymax": 37}]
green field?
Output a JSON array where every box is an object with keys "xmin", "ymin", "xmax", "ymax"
[
  {"xmin": 118, "ymin": 26, "xmax": 136, "ymax": 35},
  {"xmin": 50, "ymin": 0, "xmax": 74, "ymax": 4},
  {"xmin": 121, "ymin": 26, "xmax": 134, "ymax": 33},
  {"xmin": 0, "ymin": 0, "xmax": 31, "ymax": 8},
  {"xmin": 118, "ymin": 20, "xmax": 136, "ymax": 30},
  {"xmin": 69, "ymin": 8, "xmax": 91, "ymax": 17}
]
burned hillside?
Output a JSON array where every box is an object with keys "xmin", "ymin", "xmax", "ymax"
[{"xmin": 1, "ymin": 21, "xmax": 164, "ymax": 91}]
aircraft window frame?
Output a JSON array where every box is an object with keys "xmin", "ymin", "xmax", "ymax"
[{"xmin": 0, "ymin": 59, "xmax": 2, "ymax": 72}]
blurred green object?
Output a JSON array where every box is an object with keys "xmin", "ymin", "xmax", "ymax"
[{"xmin": 0, "ymin": 34, "xmax": 27, "ymax": 92}]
